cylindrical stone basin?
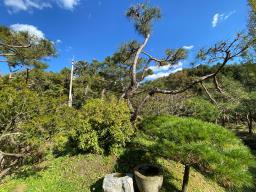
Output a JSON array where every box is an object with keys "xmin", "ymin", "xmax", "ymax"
[{"xmin": 134, "ymin": 164, "xmax": 163, "ymax": 192}]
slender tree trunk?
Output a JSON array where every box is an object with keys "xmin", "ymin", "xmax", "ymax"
[
  {"xmin": 221, "ymin": 114, "xmax": 226, "ymax": 127},
  {"xmin": 101, "ymin": 88, "xmax": 106, "ymax": 99},
  {"xmin": 8, "ymin": 64, "xmax": 13, "ymax": 79},
  {"xmin": 182, "ymin": 165, "xmax": 190, "ymax": 192},
  {"xmin": 235, "ymin": 112, "xmax": 238, "ymax": 125},
  {"xmin": 26, "ymin": 68, "xmax": 29, "ymax": 84},
  {"xmin": 247, "ymin": 112, "xmax": 253, "ymax": 134},
  {"xmin": 84, "ymin": 84, "xmax": 89, "ymax": 97}
]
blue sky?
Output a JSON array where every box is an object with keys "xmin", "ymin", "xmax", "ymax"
[{"xmin": 0, "ymin": 0, "xmax": 250, "ymax": 79}]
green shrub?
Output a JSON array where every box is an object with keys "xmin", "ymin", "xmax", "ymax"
[
  {"xmin": 183, "ymin": 97, "xmax": 219, "ymax": 122},
  {"xmin": 53, "ymin": 98, "xmax": 133, "ymax": 154},
  {"xmin": 51, "ymin": 106, "xmax": 101, "ymax": 154},
  {"xmin": 22, "ymin": 106, "xmax": 101, "ymax": 155},
  {"xmin": 82, "ymin": 98, "xmax": 133, "ymax": 154},
  {"xmin": 135, "ymin": 115, "xmax": 255, "ymax": 191},
  {"xmin": 0, "ymin": 87, "xmax": 44, "ymax": 166}
]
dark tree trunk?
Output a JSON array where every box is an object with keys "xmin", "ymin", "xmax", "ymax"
[
  {"xmin": 246, "ymin": 112, "xmax": 253, "ymax": 134},
  {"xmin": 182, "ymin": 165, "xmax": 190, "ymax": 192},
  {"xmin": 221, "ymin": 116, "xmax": 225, "ymax": 127},
  {"xmin": 26, "ymin": 68, "xmax": 30, "ymax": 84}
]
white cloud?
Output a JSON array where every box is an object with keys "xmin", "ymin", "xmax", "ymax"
[
  {"xmin": 4, "ymin": 0, "xmax": 79, "ymax": 12},
  {"xmin": 4, "ymin": 0, "xmax": 28, "ymax": 11},
  {"xmin": 212, "ymin": 13, "xmax": 220, "ymax": 28},
  {"xmin": 224, "ymin": 10, "xmax": 236, "ymax": 20},
  {"xmin": 4, "ymin": 0, "xmax": 51, "ymax": 12},
  {"xmin": 148, "ymin": 61, "xmax": 182, "ymax": 73},
  {"xmin": 144, "ymin": 71, "xmax": 173, "ymax": 81},
  {"xmin": 212, "ymin": 10, "xmax": 236, "ymax": 28},
  {"xmin": 144, "ymin": 67, "xmax": 182, "ymax": 81},
  {"xmin": 144, "ymin": 62, "xmax": 183, "ymax": 81},
  {"xmin": 149, "ymin": 64, "xmax": 171, "ymax": 72},
  {"xmin": 56, "ymin": 39, "xmax": 62, "ymax": 44},
  {"xmin": 58, "ymin": 0, "xmax": 79, "ymax": 10},
  {"xmin": 183, "ymin": 45, "xmax": 194, "ymax": 50},
  {"xmin": 10, "ymin": 24, "xmax": 45, "ymax": 39}
]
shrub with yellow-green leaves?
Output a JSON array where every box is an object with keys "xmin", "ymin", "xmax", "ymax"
[
  {"xmin": 54, "ymin": 98, "xmax": 133, "ymax": 154},
  {"xmin": 82, "ymin": 98, "xmax": 133, "ymax": 154}
]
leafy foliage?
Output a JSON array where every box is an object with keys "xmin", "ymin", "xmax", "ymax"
[
  {"xmin": 135, "ymin": 115, "xmax": 256, "ymax": 190},
  {"xmin": 48, "ymin": 106, "xmax": 101, "ymax": 154},
  {"xmin": 238, "ymin": 91, "xmax": 256, "ymax": 116},
  {"xmin": 183, "ymin": 97, "xmax": 219, "ymax": 122},
  {"xmin": 0, "ymin": 86, "xmax": 55, "ymax": 170},
  {"xmin": 21, "ymin": 98, "xmax": 133, "ymax": 156},
  {"xmin": 82, "ymin": 98, "xmax": 133, "ymax": 154},
  {"xmin": 0, "ymin": 25, "xmax": 55, "ymax": 71}
]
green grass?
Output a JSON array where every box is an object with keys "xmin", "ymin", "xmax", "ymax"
[
  {"xmin": 0, "ymin": 154, "xmax": 116, "ymax": 192},
  {"xmin": 0, "ymin": 152, "xmax": 226, "ymax": 192}
]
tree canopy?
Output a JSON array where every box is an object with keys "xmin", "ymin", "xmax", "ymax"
[
  {"xmin": 0, "ymin": 25, "xmax": 55, "ymax": 74},
  {"xmin": 135, "ymin": 115, "xmax": 256, "ymax": 191}
]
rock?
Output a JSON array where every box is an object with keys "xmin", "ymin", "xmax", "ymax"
[{"xmin": 103, "ymin": 173, "xmax": 134, "ymax": 192}]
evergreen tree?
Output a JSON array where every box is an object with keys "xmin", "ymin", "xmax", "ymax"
[
  {"xmin": 136, "ymin": 115, "xmax": 256, "ymax": 192},
  {"xmin": 0, "ymin": 25, "xmax": 55, "ymax": 76}
]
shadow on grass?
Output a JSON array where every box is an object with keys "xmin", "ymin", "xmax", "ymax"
[
  {"xmin": 12, "ymin": 165, "xmax": 47, "ymax": 180},
  {"xmin": 89, "ymin": 147, "xmax": 179, "ymax": 191},
  {"xmin": 240, "ymin": 163, "xmax": 256, "ymax": 192},
  {"xmin": 233, "ymin": 131, "xmax": 256, "ymax": 192},
  {"xmin": 228, "ymin": 123, "xmax": 256, "ymax": 150},
  {"xmin": 113, "ymin": 147, "xmax": 179, "ymax": 192},
  {"xmin": 90, "ymin": 177, "xmax": 104, "ymax": 192},
  {"xmin": 236, "ymin": 131, "xmax": 256, "ymax": 150}
]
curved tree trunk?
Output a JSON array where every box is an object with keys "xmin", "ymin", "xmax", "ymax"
[{"xmin": 182, "ymin": 165, "xmax": 190, "ymax": 192}]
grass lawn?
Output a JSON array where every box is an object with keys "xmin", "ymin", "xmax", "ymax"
[{"xmin": 0, "ymin": 151, "xmax": 225, "ymax": 192}]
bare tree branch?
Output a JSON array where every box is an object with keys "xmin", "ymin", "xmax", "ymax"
[
  {"xmin": 0, "ymin": 42, "xmax": 31, "ymax": 49},
  {"xmin": 0, "ymin": 159, "xmax": 19, "ymax": 179},
  {"xmin": 0, "ymin": 132, "xmax": 22, "ymax": 141},
  {"xmin": 141, "ymin": 51, "xmax": 165, "ymax": 64},
  {"xmin": 129, "ymin": 35, "xmax": 255, "ymax": 122},
  {"xmin": 213, "ymin": 76, "xmax": 223, "ymax": 93},
  {"xmin": 0, "ymin": 151, "xmax": 24, "ymax": 158},
  {"xmin": 200, "ymin": 82, "xmax": 218, "ymax": 105},
  {"xmin": 0, "ymin": 53, "xmax": 15, "ymax": 56}
]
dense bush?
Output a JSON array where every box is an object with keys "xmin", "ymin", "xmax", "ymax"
[
  {"xmin": 183, "ymin": 97, "xmax": 219, "ymax": 122},
  {"xmin": 82, "ymin": 98, "xmax": 133, "ymax": 154},
  {"xmin": 0, "ymin": 87, "xmax": 40, "ymax": 141},
  {"xmin": 23, "ymin": 97, "xmax": 133, "ymax": 155},
  {"xmin": 135, "ymin": 115, "xmax": 256, "ymax": 191},
  {"xmin": 0, "ymin": 87, "xmax": 49, "ymax": 174},
  {"xmin": 50, "ymin": 106, "xmax": 100, "ymax": 154},
  {"xmin": 23, "ymin": 98, "xmax": 133, "ymax": 155}
]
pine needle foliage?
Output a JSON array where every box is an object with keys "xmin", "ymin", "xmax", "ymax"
[
  {"xmin": 126, "ymin": 3, "xmax": 161, "ymax": 37},
  {"xmin": 135, "ymin": 115, "xmax": 256, "ymax": 191}
]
